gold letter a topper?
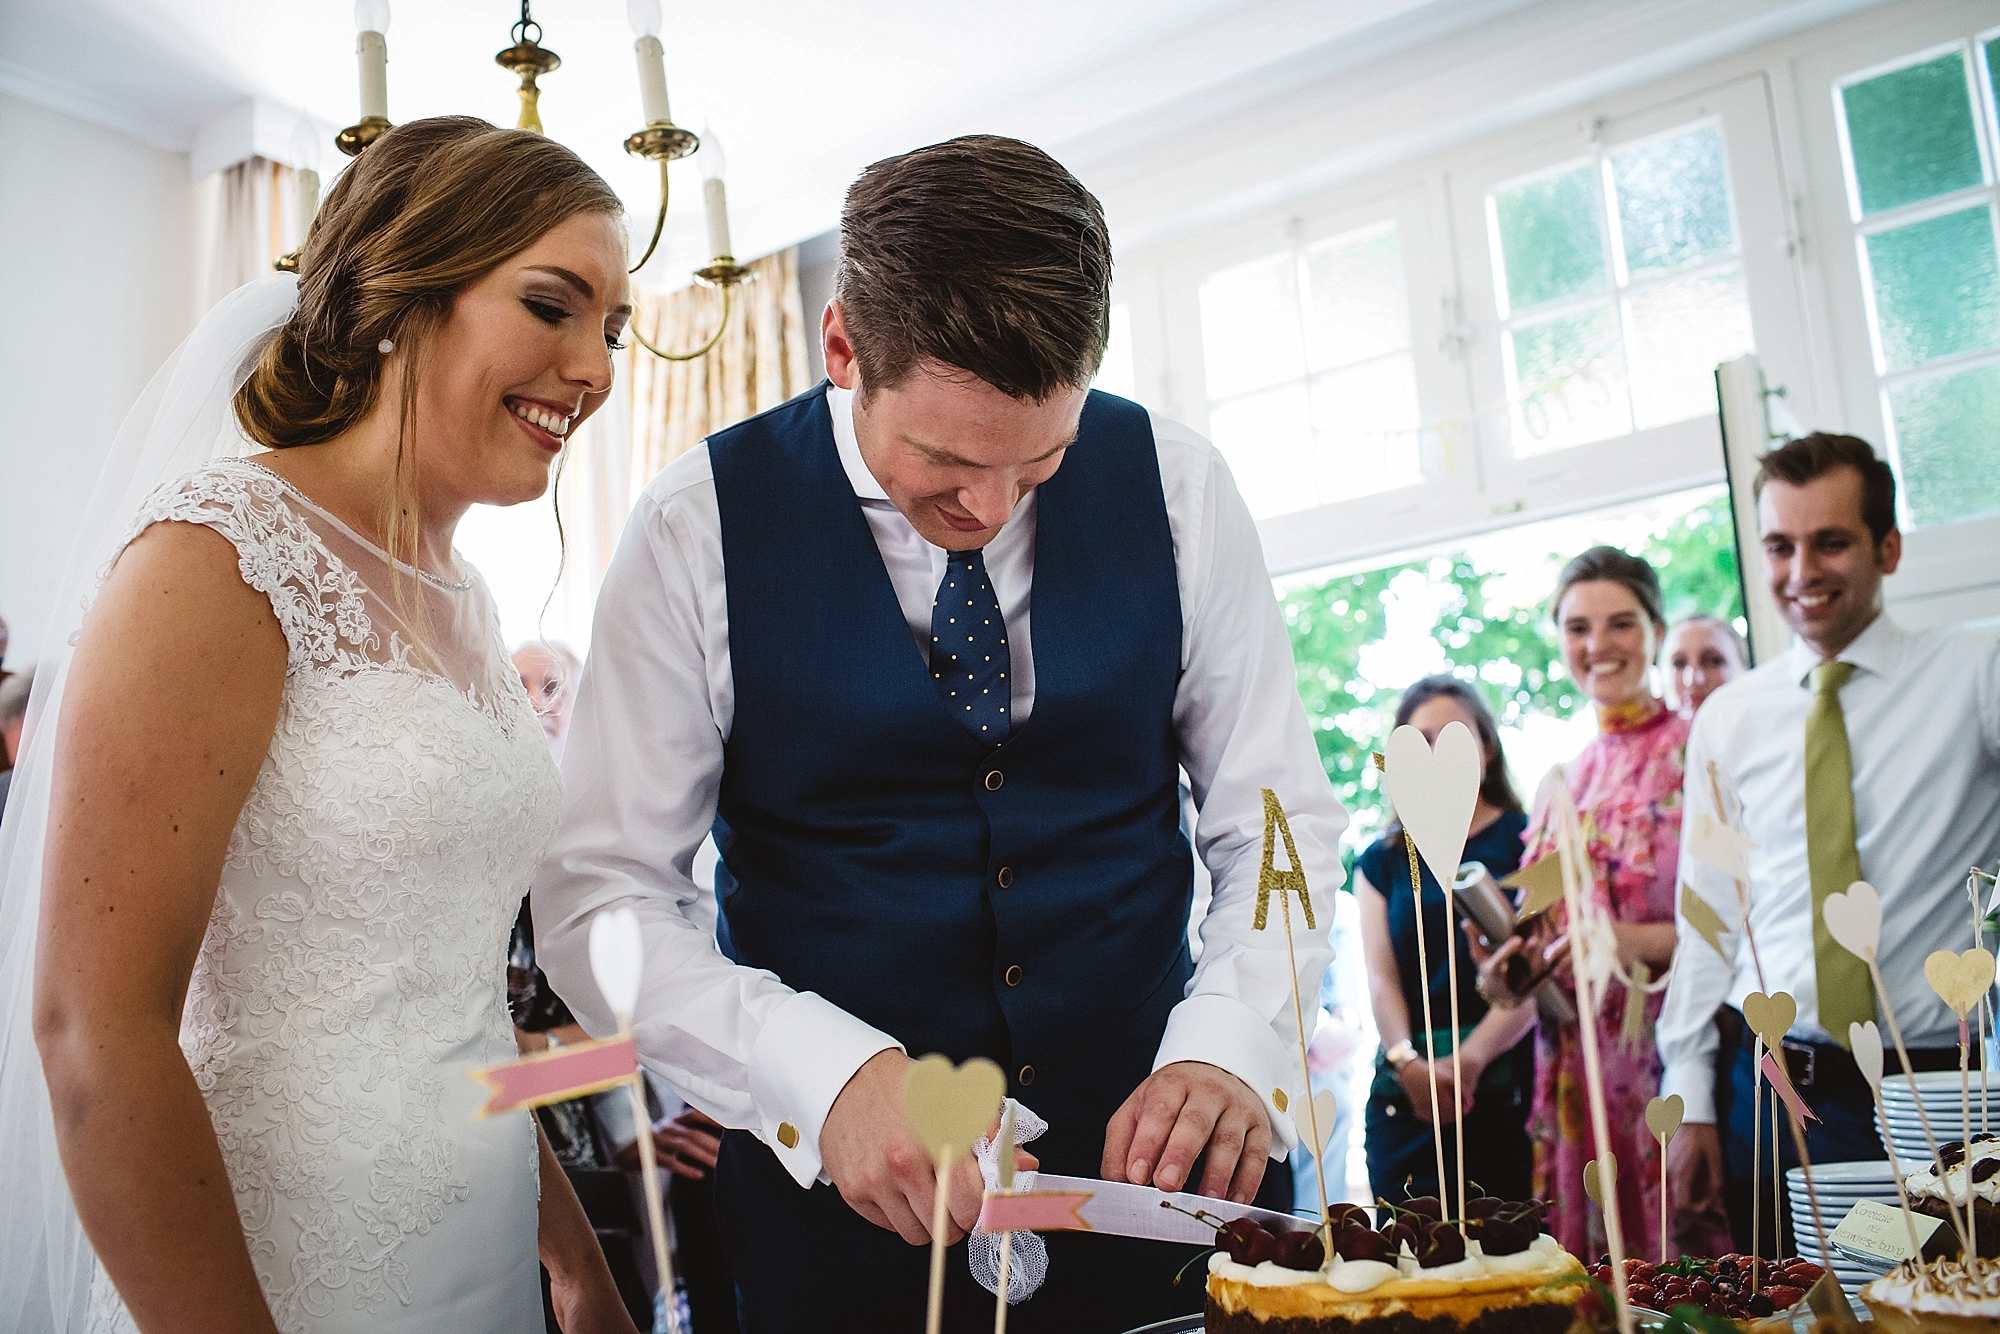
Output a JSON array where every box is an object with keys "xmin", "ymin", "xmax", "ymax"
[{"xmin": 1254, "ymin": 788, "xmax": 1314, "ymax": 932}]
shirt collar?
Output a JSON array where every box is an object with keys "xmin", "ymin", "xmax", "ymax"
[
  {"xmin": 1792, "ymin": 609, "xmax": 1904, "ymax": 687},
  {"xmin": 828, "ymin": 385, "xmax": 890, "ymax": 503}
]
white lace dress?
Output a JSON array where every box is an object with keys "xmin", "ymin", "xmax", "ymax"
[{"xmin": 85, "ymin": 459, "xmax": 561, "ymax": 1334}]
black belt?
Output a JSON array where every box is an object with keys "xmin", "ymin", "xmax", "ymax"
[{"xmin": 1718, "ymin": 1005, "xmax": 1974, "ymax": 1101}]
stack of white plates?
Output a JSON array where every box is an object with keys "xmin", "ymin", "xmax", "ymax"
[
  {"xmin": 1787, "ymin": 1160, "xmax": 1903, "ymax": 1291},
  {"xmin": 1878, "ymin": 1069, "xmax": 1995, "ymax": 1164}
]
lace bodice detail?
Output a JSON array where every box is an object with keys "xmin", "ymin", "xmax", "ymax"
[{"xmin": 89, "ymin": 459, "xmax": 561, "ymax": 1331}]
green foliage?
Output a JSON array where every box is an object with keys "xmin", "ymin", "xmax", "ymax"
[{"xmin": 1282, "ymin": 492, "xmax": 1744, "ymax": 866}]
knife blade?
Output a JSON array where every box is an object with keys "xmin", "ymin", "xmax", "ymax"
[{"xmin": 975, "ymin": 1172, "xmax": 1316, "ymax": 1244}]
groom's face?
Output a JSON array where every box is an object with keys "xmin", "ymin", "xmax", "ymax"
[{"xmin": 825, "ymin": 302, "xmax": 1084, "ymax": 553}]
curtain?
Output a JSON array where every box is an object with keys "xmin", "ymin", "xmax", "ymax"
[
  {"xmin": 626, "ymin": 248, "xmax": 812, "ymax": 498},
  {"xmin": 194, "ymin": 157, "xmax": 306, "ymax": 315}
]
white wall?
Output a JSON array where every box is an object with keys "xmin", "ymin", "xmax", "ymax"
[{"xmin": 0, "ymin": 92, "xmax": 194, "ymax": 665}]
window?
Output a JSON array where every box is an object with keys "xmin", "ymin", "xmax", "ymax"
[
  {"xmin": 1092, "ymin": 304, "xmax": 1136, "ymax": 400},
  {"xmin": 1486, "ymin": 122, "xmax": 1755, "ymax": 456},
  {"xmin": 1836, "ymin": 34, "xmax": 2000, "ymax": 528},
  {"xmin": 1196, "ymin": 222, "xmax": 1423, "ymax": 520}
]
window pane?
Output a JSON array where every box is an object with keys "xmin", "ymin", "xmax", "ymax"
[
  {"xmin": 1886, "ymin": 363, "xmax": 2000, "ymax": 527},
  {"xmin": 1093, "ymin": 304, "xmax": 1135, "ymax": 400},
  {"xmin": 1309, "ymin": 355, "xmax": 1424, "ymax": 500},
  {"xmin": 1841, "ymin": 50, "xmax": 1985, "ymax": 216},
  {"xmin": 1304, "ymin": 224, "xmax": 1409, "ymax": 371},
  {"xmin": 1208, "ymin": 383, "xmax": 1315, "ymax": 520},
  {"xmin": 1612, "ymin": 126, "xmax": 1737, "ymax": 278},
  {"xmin": 1493, "ymin": 164, "xmax": 1608, "ymax": 313},
  {"xmin": 1508, "ymin": 304, "xmax": 1631, "ymax": 454},
  {"xmin": 1865, "ymin": 204, "xmax": 2000, "ymax": 371},
  {"xmin": 1200, "ymin": 252, "xmax": 1304, "ymax": 400},
  {"xmin": 1627, "ymin": 268, "xmax": 1754, "ymax": 430}
]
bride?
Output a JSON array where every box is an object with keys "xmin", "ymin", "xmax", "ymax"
[{"xmin": 0, "ymin": 117, "xmax": 640, "ymax": 1334}]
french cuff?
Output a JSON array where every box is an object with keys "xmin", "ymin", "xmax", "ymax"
[
  {"xmin": 746, "ymin": 990, "xmax": 902, "ymax": 1189},
  {"xmin": 1659, "ymin": 1060, "xmax": 1717, "ymax": 1125},
  {"xmin": 1153, "ymin": 994, "xmax": 1300, "ymax": 1159}
]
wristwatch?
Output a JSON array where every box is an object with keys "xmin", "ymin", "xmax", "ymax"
[{"xmin": 1383, "ymin": 1039, "xmax": 1419, "ymax": 1071}]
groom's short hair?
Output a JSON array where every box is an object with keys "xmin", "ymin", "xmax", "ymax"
[{"xmin": 836, "ymin": 134, "xmax": 1111, "ymax": 403}]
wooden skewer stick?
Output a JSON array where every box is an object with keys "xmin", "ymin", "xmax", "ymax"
[
  {"xmin": 622, "ymin": 1057, "xmax": 680, "ymax": 1332},
  {"xmin": 1658, "ymin": 1131, "xmax": 1668, "ymax": 1266},
  {"xmin": 1403, "ymin": 830, "xmax": 1451, "ymax": 1212},
  {"xmin": 927, "ymin": 1151, "xmax": 953, "ymax": 1334},
  {"xmin": 1867, "ymin": 958, "xmax": 1971, "ymax": 1252},
  {"xmin": 1751, "ymin": 1043, "xmax": 1764, "ymax": 1288},
  {"xmin": 1277, "ymin": 858, "xmax": 1332, "ymax": 1232},
  {"xmin": 992, "ymin": 1232, "xmax": 1013, "ymax": 1334},
  {"xmin": 1441, "ymin": 868, "xmax": 1469, "ymax": 1234}
]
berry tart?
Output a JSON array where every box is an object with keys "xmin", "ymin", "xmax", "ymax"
[
  {"xmin": 1203, "ymin": 1197, "xmax": 1585, "ymax": 1333},
  {"xmin": 1582, "ymin": 1254, "xmax": 1823, "ymax": 1328}
]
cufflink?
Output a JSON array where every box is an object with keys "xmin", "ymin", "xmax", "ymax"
[
  {"xmin": 1272, "ymin": 1088, "xmax": 1289, "ymax": 1112},
  {"xmin": 777, "ymin": 1122, "xmax": 799, "ymax": 1149}
]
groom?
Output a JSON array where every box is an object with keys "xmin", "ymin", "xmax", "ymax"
[{"xmin": 535, "ymin": 134, "xmax": 1345, "ymax": 1331}]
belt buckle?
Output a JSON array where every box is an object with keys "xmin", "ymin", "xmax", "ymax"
[{"xmin": 1781, "ymin": 1039, "xmax": 1817, "ymax": 1088}]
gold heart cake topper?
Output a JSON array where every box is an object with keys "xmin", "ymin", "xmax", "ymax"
[
  {"xmin": 1310, "ymin": 1089, "xmax": 1339, "ymax": 1156},
  {"xmin": 1821, "ymin": 881, "xmax": 1882, "ymax": 963},
  {"xmin": 1645, "ymin": 1094, "xmax": 1684, "ymax": 1144},
  {"xmin": 1742, "ymin": 991, "xmax": 1797, "ymax": 1052},
  {"xmin": 1924, "ymin": 947, "xmax": 1996, "ymax": 1019},
  {"xmin": 902, "ymin": 1054, "xmax": 1006, "ymax": 1163},
  {"xmin": 1583, "ymin": 1155, "xmax": 1615, "ymax": 1207},
  {"xmin": 1849, "ymin": 1020, "xmax": 1884, "ymax": 1090},
  {"xmin": 1381, "ymin": 721, "xmax": 1483, "ymax": 893}
]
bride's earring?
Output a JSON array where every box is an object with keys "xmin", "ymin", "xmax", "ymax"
[{"xmin": 378, "ymin": 338, "xmax": 395, "ymax": 354}]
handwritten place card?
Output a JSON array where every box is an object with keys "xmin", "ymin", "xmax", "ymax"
[{"xmin": 1829, "ymin": 1200, "xmax": 1945, "ymax": 1266}]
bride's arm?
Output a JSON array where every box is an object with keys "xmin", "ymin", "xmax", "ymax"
[
  {"xmin": 33, "ymin": 521, "xmax": 287, "ymax": 1334},
  {"xmin": 535, "ymin": 1123, "xmax": 641, "ymax": 1334}
]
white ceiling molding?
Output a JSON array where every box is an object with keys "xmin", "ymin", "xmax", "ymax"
[
  {"xmin": 0, "ymin": 58, "xmax": 187, "ymax": 153},
  {"xmin": 189, "ymin": 97, "xmax": 341, "ymax": 181}
]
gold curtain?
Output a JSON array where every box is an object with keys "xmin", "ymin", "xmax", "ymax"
[{"xmin": 627, "ymin": 248, "xmax": 812, "ymax": 496}]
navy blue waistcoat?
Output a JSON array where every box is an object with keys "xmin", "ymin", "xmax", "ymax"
[{"xmin": 708, "ymin": 383, "xmax": 1192, "ymax": 1174}]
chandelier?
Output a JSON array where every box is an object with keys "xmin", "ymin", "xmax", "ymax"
[{"xmin": 287, "ymin": 0, "xmax": 751, "ymax": 362}]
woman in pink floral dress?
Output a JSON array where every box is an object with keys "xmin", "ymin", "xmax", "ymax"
[{"xmin": 1480, "ymin": 546, "xmax": 1713, "ymax": 1262}]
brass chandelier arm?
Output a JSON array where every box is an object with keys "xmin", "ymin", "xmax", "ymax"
[
  {"xmin": 631, "ymin": 283, "xmax": 735, "ymax": 361},
  {"xmin": 629, "ymin": 158, "xmax": 671, "ymax": 275}
]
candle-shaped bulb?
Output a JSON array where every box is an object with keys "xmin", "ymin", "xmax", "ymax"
[
  {"xmin": 354, "ymin": 0, "xmax": 391, "ymax": 33},
  {"xmin": 290, "ymin": 114, "xmax": 322, "ymax": 246},
  {"xmin": 354, "ymin": 2, "xmax": 390, "ymax": 122},
  {"xmin": 700, "ymin": 128, "xmax": 732, "ymax": 259},
  {"xmin": 630, "ymin": 2, "xmax": 670, "ymax": 127}
]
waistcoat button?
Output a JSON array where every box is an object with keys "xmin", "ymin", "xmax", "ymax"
[
  {"xmin": 984, "ymin": 770, "xmax": 1004, "ymax": 791},
  {"xmin": 996, "ymin": 866, "xmax": 1014, "ymax": 888},
  {"xmin": 1005, "ymin": 964, "xmax": 1023, "ymax": 986},
  {"xmin": 1017, "ymin": 1064, "xmax": 1035, "ymax": 1086}
]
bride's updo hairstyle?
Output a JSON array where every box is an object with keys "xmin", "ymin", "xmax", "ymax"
[{"xmin": 238, "ymin": 116, "xmax": 621, "ymax": 451}]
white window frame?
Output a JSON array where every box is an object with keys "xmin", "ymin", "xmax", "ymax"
[{"xmin": 1794, "ymin": 0, "xmax": 2000, "ymax": 628}]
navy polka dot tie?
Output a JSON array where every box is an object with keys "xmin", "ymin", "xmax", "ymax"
[{"xmin": 930, "ymin": 549, "xmax": 1009, "ymax": 746}]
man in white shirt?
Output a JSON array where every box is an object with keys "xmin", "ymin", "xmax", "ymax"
[
  {"xmin": 534, "ymin": 135, "xmax": 1345, "ymax": 1330},
  {"xmin": 1659, "ymin": 432, "xmax": 2000, "ymax": 1253}
]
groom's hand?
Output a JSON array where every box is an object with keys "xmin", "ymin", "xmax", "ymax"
[
  {"xmin": 1102, "ymin": 1061, "xmax": 1270, "ymax": 1204},
  {"xmin": 821, "ymin": 1049, "xmax": 986, "ymax": 1246}
]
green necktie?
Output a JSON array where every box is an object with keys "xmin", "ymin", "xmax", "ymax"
[{"xmin": 1806, "ymin": 660, "xmax": 1874, "ymax": 1047}]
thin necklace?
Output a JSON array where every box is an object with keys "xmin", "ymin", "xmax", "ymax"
[{"xmin": 237, "ymin": 458, "xmax": 476, "ymax": 591}]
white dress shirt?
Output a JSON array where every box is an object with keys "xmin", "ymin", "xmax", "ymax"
[
  {"xmin": 533, "ymin": 387, "xmax": 1347, "ymax": 1188},
  {"xmin": 1657, "ymin": 613, "xmax": 2000, "ymax": 1124}
]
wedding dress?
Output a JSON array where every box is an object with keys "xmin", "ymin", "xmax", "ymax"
[{"xmin": 79, "ymin": 458, "xmax": 561, "ymax": 1333}]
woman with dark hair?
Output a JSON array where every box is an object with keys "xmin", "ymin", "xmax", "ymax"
[
  {"xmin": 1356, "ymin": 675, "xmax": 1537, "ymax": 1207},
  {"xmin": 1475, "ymin": 545, "xmax": 1709, "ymax": 1261}
]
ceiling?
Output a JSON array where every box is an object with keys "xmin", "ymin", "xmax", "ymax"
[{"xmin": 0, "ymin": 0, "xmax": 1474, "ymax": 287}]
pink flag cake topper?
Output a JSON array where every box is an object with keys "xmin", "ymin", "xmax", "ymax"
[{"xmin": 471, "ymin": 1034, "xmax": 641, "ymax": 1118}]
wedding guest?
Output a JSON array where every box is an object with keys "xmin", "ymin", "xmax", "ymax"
[
  {"xmin": 1662, "ymin": 615, "xmax": 1746, "ymax": 718},
  {"xmin": 515, "ymin": 640, "xmax": 582, "ymax": 760},
  {"xmin": 1356, "ymin": 676, "xmax": 1536, "ymax": 1207},
  {"xmin": 8, "ymin": 118, "xmax": 637, "ymax": 1332},
  {"xmin": 536, "ymin": 135, "xmax": 1344, "ymax": 1332},
  {"xmin": 1661, "ymin": 434, "xmax": 2000, "ymax": 1256},
  {"xmin": 0, "ymin": 665, "xmax": 31, "ymax": 815},
  {"xmin": 1478, "ymin": 546, "xmax": 1694, "ymax": 1261}
]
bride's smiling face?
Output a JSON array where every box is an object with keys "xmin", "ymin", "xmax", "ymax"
[{"xmin": 410, "ymin": 211, "xmax": 631, "ymax": 508}]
